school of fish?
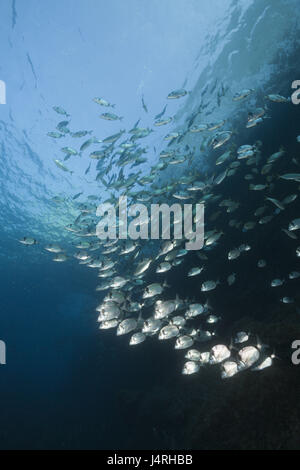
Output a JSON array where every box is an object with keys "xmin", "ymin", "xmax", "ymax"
[{"xmin": 19, "ymin": 85, "xmax": 300, "ymax": 379}]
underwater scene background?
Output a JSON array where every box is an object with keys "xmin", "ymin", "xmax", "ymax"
[{"xmin": 1, "ymin": 0, "xmax": 300, "ymax": 450}]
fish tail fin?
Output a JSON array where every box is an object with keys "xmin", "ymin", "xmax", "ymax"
[{"xmin": 193, "ymin": 334, "xmax": 201, "ymax": 343}]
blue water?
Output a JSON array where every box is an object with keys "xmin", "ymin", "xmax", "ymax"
[{"xmin": 1, "ymin": 0, "xmax": 300, "ymax": 450}]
